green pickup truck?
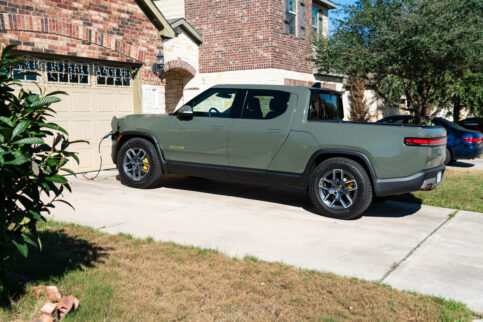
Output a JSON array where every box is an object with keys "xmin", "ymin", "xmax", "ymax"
[{"xmin": 111, "ymin": 84, "xmax": 447, "ymax": 219}]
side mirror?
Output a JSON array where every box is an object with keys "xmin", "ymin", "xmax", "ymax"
[{"xmin": 177, "ymin": 105, "xmax": 193, "ymax": 120}]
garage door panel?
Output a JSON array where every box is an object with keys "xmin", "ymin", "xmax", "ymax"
[
  {"xmin": 97, "ymin": 93, "xmax": 115, "ymax": 112},
  {"xmin": 54, "ymin": 92, "xmax": 132, "ymax": 173},
  {"xmin": 70, "ymin": 91, "xmax": 92, "ymax": 112},
  {"xmin": 117, "ymin": 93, "xmax": 134, "ymax": 113},
  {"xmin": 70, "ymin": 120, "xmax": 94, "ymax": 142},
  {"xmin": 53, "ymin": 98, "xmax": 69, "ymax": 113},
  {"xmin": 18, "ymin": 66, "xmax": 134, "ymax": 172}
]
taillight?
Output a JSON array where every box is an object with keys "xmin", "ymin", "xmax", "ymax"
[
  {"xmin": 462, "ymin": 137, "xmax": 483, "ymax": 144},
  {"xmin": 404, "ymin": 137, "xmax": 447, "ymax": 146}
]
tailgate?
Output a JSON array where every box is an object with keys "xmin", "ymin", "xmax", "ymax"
[{"xmin": 406, "ymin": 126, "xmax": 447, "ymax": 169}]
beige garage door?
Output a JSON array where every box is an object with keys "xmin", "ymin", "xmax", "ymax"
[{"xmin": 16, "ymin": 58, "xmax": 136, "ymax": 172}]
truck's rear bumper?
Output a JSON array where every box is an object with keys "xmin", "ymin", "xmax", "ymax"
[{"xmin": 374, "ymin": 164, "xmax": 445, "ymax": 197}]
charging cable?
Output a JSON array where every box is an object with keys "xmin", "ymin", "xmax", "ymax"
[{"xmin": 82, "ymin": 130, "xmax": 113, "ymax": 180}]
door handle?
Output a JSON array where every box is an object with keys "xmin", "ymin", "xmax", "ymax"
[{"xmin": 211, "ymin": 125, "xmax": 224, "ymax": 130}]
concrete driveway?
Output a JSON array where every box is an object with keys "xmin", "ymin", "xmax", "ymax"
[{"xmin": 51, "ymin": 171, "xmax": 483, "ymax": 312}]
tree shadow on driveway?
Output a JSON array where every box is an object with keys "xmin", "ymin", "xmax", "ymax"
[
  {"xmin": 1, "ymin": 226, "xmax": 110, "ymax": 308},
  {"xmin": 125, "ymin": 174, "xmax": 422, "ymax": 220}
]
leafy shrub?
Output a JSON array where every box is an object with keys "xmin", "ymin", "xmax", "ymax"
[{"xmin": 0, "ymin": 46, "xmax": 82, "ymax": 294}]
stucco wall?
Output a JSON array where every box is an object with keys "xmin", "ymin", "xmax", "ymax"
[
  {"xmin": 142, "ymin": 85, "xmax": 166, "ymax": 114},
  {"xmin": 154, "ymin": 0, "xmax": 185, "ymax": 19},
  {"xmin": 163, "ymin": 32, "xmax": 199, "ymax": 75}
]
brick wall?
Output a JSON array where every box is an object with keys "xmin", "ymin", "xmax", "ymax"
[
  {"xmin": 270, "ymin": 0, "xmax": 314, "ymax": 74},
  {"xmin": 0, "ymin": 0, "xmax": 163, "ymax": 85},
  {"xmin": 185, "ymin": 0, "xmax": 314, "ymax": 74}
]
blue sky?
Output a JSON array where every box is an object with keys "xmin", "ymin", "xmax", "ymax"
[{"xmin": 328, "ymin": 0, "xmax": 355, "ymax": 34}]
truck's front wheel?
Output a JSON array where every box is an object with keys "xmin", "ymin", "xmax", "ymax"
[
  {"xmin": 117, "ymin": 138, "xmax": 163, "ymax": 189},
  {"xmin": 309, "ymin": 157, "xmax": 373, "ymax": 220}
]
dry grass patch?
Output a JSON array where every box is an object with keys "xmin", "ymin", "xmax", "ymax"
[
  {"xmin": 390, "ymin": 168, "xmax": 483, "ymax": 213},
  {"xmin": 1, "ymin": 222, "xmax": 478, "ymax": 321}
]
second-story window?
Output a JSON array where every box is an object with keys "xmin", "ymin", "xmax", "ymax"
[
  {"xmin": 312, "ymin": 6, "xmax": 324, "ymax": 38},
  {"xmin": 284, "ymin": 0, "xmax": 297, "ymax": 35},
  {"xmin": 312, "ymin": 7, "xmax": 319, "ymax": 36}
]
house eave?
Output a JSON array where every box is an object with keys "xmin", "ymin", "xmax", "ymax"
[
  {"xmin": 137, "ymin": 0, "xmax": 176, "ymax": 39},
  {"xmin": 169, "ymin": 18, "xmax": 203, "ymax": 45},
  {"xmin": 313, "ymin": 0, "xmax": 338, "ymax": 9}
]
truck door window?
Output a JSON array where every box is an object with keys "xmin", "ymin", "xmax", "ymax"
[
  {"xmin": 241, "ymin": 90, "xmax": 290, "ymax": 120},
  {"xmin": 191, "ymin": 89, "xmax": 238, "ymax": 118},
  {"xmin": 309, "ymin": 92, "xmax": 342, "ymax": 121}
]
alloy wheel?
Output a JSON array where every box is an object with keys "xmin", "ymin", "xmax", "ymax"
[
  {"xmin": 123, "ymin": 148, "xmax": 150, "ymax": 181},
  {"xmin": 318, "ymin": 169, "xmax": 358, "ymax": 209}
]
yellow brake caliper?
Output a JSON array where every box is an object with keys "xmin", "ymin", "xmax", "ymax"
[
  {"xmin": 345, "ymin": 176, "xmax": 355, "ymax": 190},
  {"xmin": 143, "ymin": 158, "xmax": 149, "ymax": 171}
]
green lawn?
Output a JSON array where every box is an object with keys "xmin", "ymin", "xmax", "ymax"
[
  {"xmin": 1, "ymin": 221, "xmax": 479, "ymax": 321},
  {"xmin": 390, "ymin": 168, "xmax": 483, "ymax": 213}
]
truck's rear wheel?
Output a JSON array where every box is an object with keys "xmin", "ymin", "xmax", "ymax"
[
  {"xmin": 117, "ymin": 138, "xmax": 163, "ymax": 189},
  {"xmin": 309, "ymin": 157, "xmax": 373, "ymax": 220}
]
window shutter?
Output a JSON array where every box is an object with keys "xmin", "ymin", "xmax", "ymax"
[
  {"xmin": 284, "ymin": 0, "xmax": 290, "ymax": 33},
  {"xmin": 300, "ymin": 0, "xmax": 305, "ymax": 39}
]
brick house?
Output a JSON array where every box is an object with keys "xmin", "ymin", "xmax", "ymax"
[
  {"xmin": 0, "ymin": 0, "xmax": 176, "ymax": 171},
  {"xmin": 156, "ymin": 0, "xmax": 341, "ymax": 114},
  {"xmin": 1, "ymin": 0, "xmax": 339, "ymax": 171}
]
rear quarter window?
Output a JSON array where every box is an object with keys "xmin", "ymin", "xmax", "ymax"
[{"xmin": 309, "ymin": 91, "xmax": 343, "ymax": 121}]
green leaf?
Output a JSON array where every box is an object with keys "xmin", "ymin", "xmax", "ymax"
[
  {"xmin": 11, "ymin": 137, "xmax": 44, "ymax": 145},
  {"xmin": 56, "ymin": 199, "xmax": 75, "ymax": 210},
  {"xmin": 70, "ymin": 153, "xmax": 80, "ymax": 165},
  {"xmin": 0, "ymin": 132, "xmax": 4, "ymax": 143},
  {"xmin": 45, "ymin": 90, "xmax": 68, "ymax": 97},
  {"xmin": 41, "ymin": 182, "xmax": 51, "ymax": 193},
  {"xmin": 5, "ymin": 151, "xmax": 29, "ymax": 165},
  {"xmin": 21, "ymin": 233, "xmax": 38, "ymax": 248},
  {"xmin": 11, "ymin": 120, "xmax": 30, "ymax": 139},
  {"xmin": 0, "ymin": 116, "xmax": 13, "ymax": 127},
  {"xmin": 38, "ymin": 122, "xmax": 68, "ymax": 135},
  {"xmin": 45, "ymin": 174, "xmax": 68, "ymax": 184},
  {"xmin": 12, "ymin": 239, "xmax": 28, "ymax": 258},
  {"xmin": 60, "ymin": 168, "xmax": 76, "ymax": 176},
  {"xmin": 30, "ymin": 96, "xmax": 61, "ymax": 108},
  {"xmin": 1, "ymin": 44, "xmax": 17, "ymax": 59},
  {"xmin": 28, "ymin": 210, "xmax": 44, "ymax": 222}
]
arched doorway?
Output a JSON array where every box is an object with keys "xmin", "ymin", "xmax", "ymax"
[{"xmin": 164, "ymin": 60, "xmax": 196, "ymax": 113}]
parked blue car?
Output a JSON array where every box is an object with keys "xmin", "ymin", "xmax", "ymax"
[{"xmin": 377, "ymin": 115, "xmax": 483, "ymax": 164}]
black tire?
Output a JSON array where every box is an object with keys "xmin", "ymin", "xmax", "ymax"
[
  {"xmin": 117, "ymin": 138, "xmax": 163, "ymax": 189},
  {"xmin": 308, "ymin": 157, "xmax": 373, "ymax": 220},
  {"xmin": 444, "ymin": 148, "xmax": 452, "ymax": 165}
]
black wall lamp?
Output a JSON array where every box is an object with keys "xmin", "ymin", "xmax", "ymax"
[{"xmin": 152, "ymin": 51, "xmax": 165, "ymax": 79}]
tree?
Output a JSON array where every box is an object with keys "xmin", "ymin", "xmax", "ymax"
[
  {"xmin": 0, "ymin": 46, "xmax": 82, "ymax": 299},
  {"xmin": 313, "ymin": 0, "xmax": 483, "ymax": 123},
  {"xmin": 348, "ymin": 75, "xmax": 371, "ymax": 122},
  {"xmin": 451, "ymin": 70, "xmax": 483, "ymax": 122}
]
